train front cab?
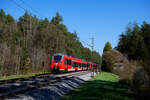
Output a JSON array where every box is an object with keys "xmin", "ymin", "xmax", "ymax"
[{"xmin": 50, "ymin": 54, "xmax": 65, "ymax": 72}]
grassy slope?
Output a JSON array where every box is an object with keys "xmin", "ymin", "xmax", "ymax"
[
  {"xmin": 62, "ymin": 72, "xmax": 132, "ymax": 100},
  {"xmin": 0, "ymin": 72, "xmax": 51, "ymax": 80}
]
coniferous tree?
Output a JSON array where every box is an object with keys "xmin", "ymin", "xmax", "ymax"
[
  {"xmin": 117, "ymin": 21, "xmax": 150, "ymax": 61},
  {"xmin": 103, "ymin": 41, "xmax": 112, "ymax": 52}
]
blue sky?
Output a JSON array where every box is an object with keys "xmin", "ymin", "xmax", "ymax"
[{"xmin": 0, "ymin": 0, "xmax": 150, "ymax": 55}]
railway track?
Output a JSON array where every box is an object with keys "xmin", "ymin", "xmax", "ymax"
[{"xmin": 0, "ymin": 71, "xmax": 90, "ymax": 99}]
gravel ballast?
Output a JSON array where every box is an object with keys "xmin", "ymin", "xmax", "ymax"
[{"xmin": 5, "ymin": 72, "xmax": 95, "ymax": 100}]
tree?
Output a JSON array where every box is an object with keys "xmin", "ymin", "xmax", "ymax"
[
  {"xmin": 0, "ymin": 9, "xmax": 5, "ymax": 22},
  {"xmin": 141, "ymin": 21, "xmax": 150, "ymax": 55},
  {"xmin": 6, "ymin": 14, "xmax": 14, "ymax": 24},
  {"xmin": 103, "ymin": 41, "xmax": 112, "ymax": 52},
  {"xmin": 116, "ymin": 22, "xmax": 150, "ymax": 60},
  {"xmin": 51, "ymin": 12, "xmax": 63, "ymax": 25}
]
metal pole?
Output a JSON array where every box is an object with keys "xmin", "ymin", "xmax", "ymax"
[{"xmin": 90, "ymin": 36, "xmax": 94, "ymax": 77}]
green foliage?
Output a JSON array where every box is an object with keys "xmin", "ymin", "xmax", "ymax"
[
  {"xmin": 103, "ymin": 41, "xmax": 112, "ymax": 52},
  {"xmin": 102, "ymin": 53, "xmax": 115, "ymax": 72},
  {"xmin": 0, "ymin": 9, "xmax": 5, "ymax": 17},
  {"xmin": 116, "ymin": 21, "xmax": 150, "ymax": 98},
  {"xmin": 116, "ymin": 21, "xmax": 150, "ymax": 61},
  {"xmin": 0, "ymin": 9, "xmax": 5, "ymax": 22},
  {"xmin": 6, "ymin": 14, "xmax": 14, "ymax": 24},
  {"xmin": 0, "ymin": 63, "xmax": 2, "ymax": 72},
  {"xmin": 22, "ymin": 46, "xmax": 29, "ymax": 61},
  {"xmin": 51, "ymin": 12, "xmax": 63, "ymax": 25},
  {"xmin": 19, "ymin": 46, "xmax": 29, "ymax": 74}
]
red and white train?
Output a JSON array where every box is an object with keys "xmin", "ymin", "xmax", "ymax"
[{"xmin": 50, "ymin": 53, "xmax": 97, "ymax": 72}]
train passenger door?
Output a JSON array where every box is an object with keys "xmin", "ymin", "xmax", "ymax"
[
  {"xmin": 64, "ymin": 59, "xmax": 68, "ymax": 70},
  {"xmin": 67, "ymin": 59, "xmax": 72, "ymax": 70},
  {"xmin": 64, "ymin": 59, "xmax": 72, "ymax": 71}
]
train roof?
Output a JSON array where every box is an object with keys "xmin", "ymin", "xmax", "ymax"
[
  {"xmin": 53, "ymin": 53, "xmax": 67, "ymax": 56},
  {"xmin": 53, "ymin": 53, "xmax": 97, "ymax": 64},
  {"xmin": 54, "ymin": 53, "xmax": 79, "ymax": 59}
]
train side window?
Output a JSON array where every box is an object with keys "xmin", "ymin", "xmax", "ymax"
[
  {"xmin": 67, "ymin": 59, "xmax": 72, "ymax": 65},
  {"xmin": 79, "ymin": 63, "xmax": 81, "ymax": 67},
  {"xmin": 73, "ymin": 62, "xmax": 75, "ymax": 67},
  {"xmin": 72, "ymin": 62, "xmax": 75, "ymax": 67},
  {"xmin": 75, "ymin": 62, "xmax": 77, "ymax": 67},
  {"xmin": 64, "ymin": 59, "xmax": 67, "ymax": 64},
  {"xmin": 67, "ymin": 59, "xmax": 69, "ymax": 65},
  {"xmin": 77, "ymin": 63, "xmax": 79, "ymax": 67},
  {"xmin": 67, "ymin": 60, "xmax": 69, "ymax": 65},
  {"xmin": 73, "ymin": 62, "xmax": 77, "ymax": 67},
  {"xmin": 70, "ymin": 60, "xmax": 72, "ymax": 65}
]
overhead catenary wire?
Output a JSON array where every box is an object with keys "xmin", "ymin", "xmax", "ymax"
[
  {"xmin": 10, "ymin": 0, "xmax": 26, "ymax": 11},
  {"xmin": 19, "ymin": 0, "xmax": 45, "ymax": 18},
  {"xmin": 80, "ymin": 39, "xmax": 92, "ymax": 48},
  {"xmin": 10, "ymin": 0, "xmax": 100, "ymax": 56},
  {"xmin": 10, "ymin": 0, "xmax": 31, "ymax": 46},
  {"xmin": 10, "ymin": 0, "xmax": 46, "ymax": 19},
  {"xmin": 10, "ymin": 0, "xmax": 26, "ymax": 45},
  {"xmin": 80, "ymin": 36, "xmax": 96, "ymax": 77}
]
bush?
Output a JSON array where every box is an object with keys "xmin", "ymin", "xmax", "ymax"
[
  {"xmin": 0, "ymin": 56, "xmax": 1, "ymax": 72},
  {"xmin": 102, "ymin": 50, "xmax": 135, "ymax": 80},
  {"xmin": 132, "ymin": 67, "xmax": 149, "ymax": 99},
  {"xmin": 119, "ymin": 78, "xmax": 131, "ymax": 86}
]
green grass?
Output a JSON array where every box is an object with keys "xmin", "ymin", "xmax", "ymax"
[
  {"xmin": 91, "ymin": 72, "xmax": 120, "ymax": 82},
  {"xmin": 0, "ymin": 72, "xmax": 51, "ymax": 80},
  {"xmin": 62, "ymin": 72, "xmax": 132, "ymax": 100}
]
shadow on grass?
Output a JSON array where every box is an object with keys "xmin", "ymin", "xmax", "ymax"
[{"xmin": 62, "ymin": 80, "xmax": 133, "ymax": 100}]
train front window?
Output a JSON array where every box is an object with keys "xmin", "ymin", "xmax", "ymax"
[{"xmin": 53, "ymin": 55, "xmax": 62, "ymax": 62}]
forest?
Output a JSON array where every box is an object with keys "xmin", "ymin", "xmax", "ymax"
[
  {"xmin": 117, "ymin": 21, "xmax": 150, "ymax": 62},
  {"xmin": 0, "ymin": 9, "xmax": 101, "ymax": 76},
  {"xmin": 102, "ymin": 21, "xmax": 150, "ymax": 99},
  {"xmin": 117, "ymin": 21, "xmax": 150, "ymax": 99}
]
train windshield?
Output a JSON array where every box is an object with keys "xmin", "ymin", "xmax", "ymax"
[{"xmin": 53, "ymin": 55, "xmax": 62, "ymax": 62}]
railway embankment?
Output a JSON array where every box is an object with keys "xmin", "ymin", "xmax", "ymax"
[
  {"xmin": 4, "ymin": 71, "xmax": 94, "ymax": 100},
  {"xmin": 62, "ymin": 72, "xmax": 133, "ymax": 100}
]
